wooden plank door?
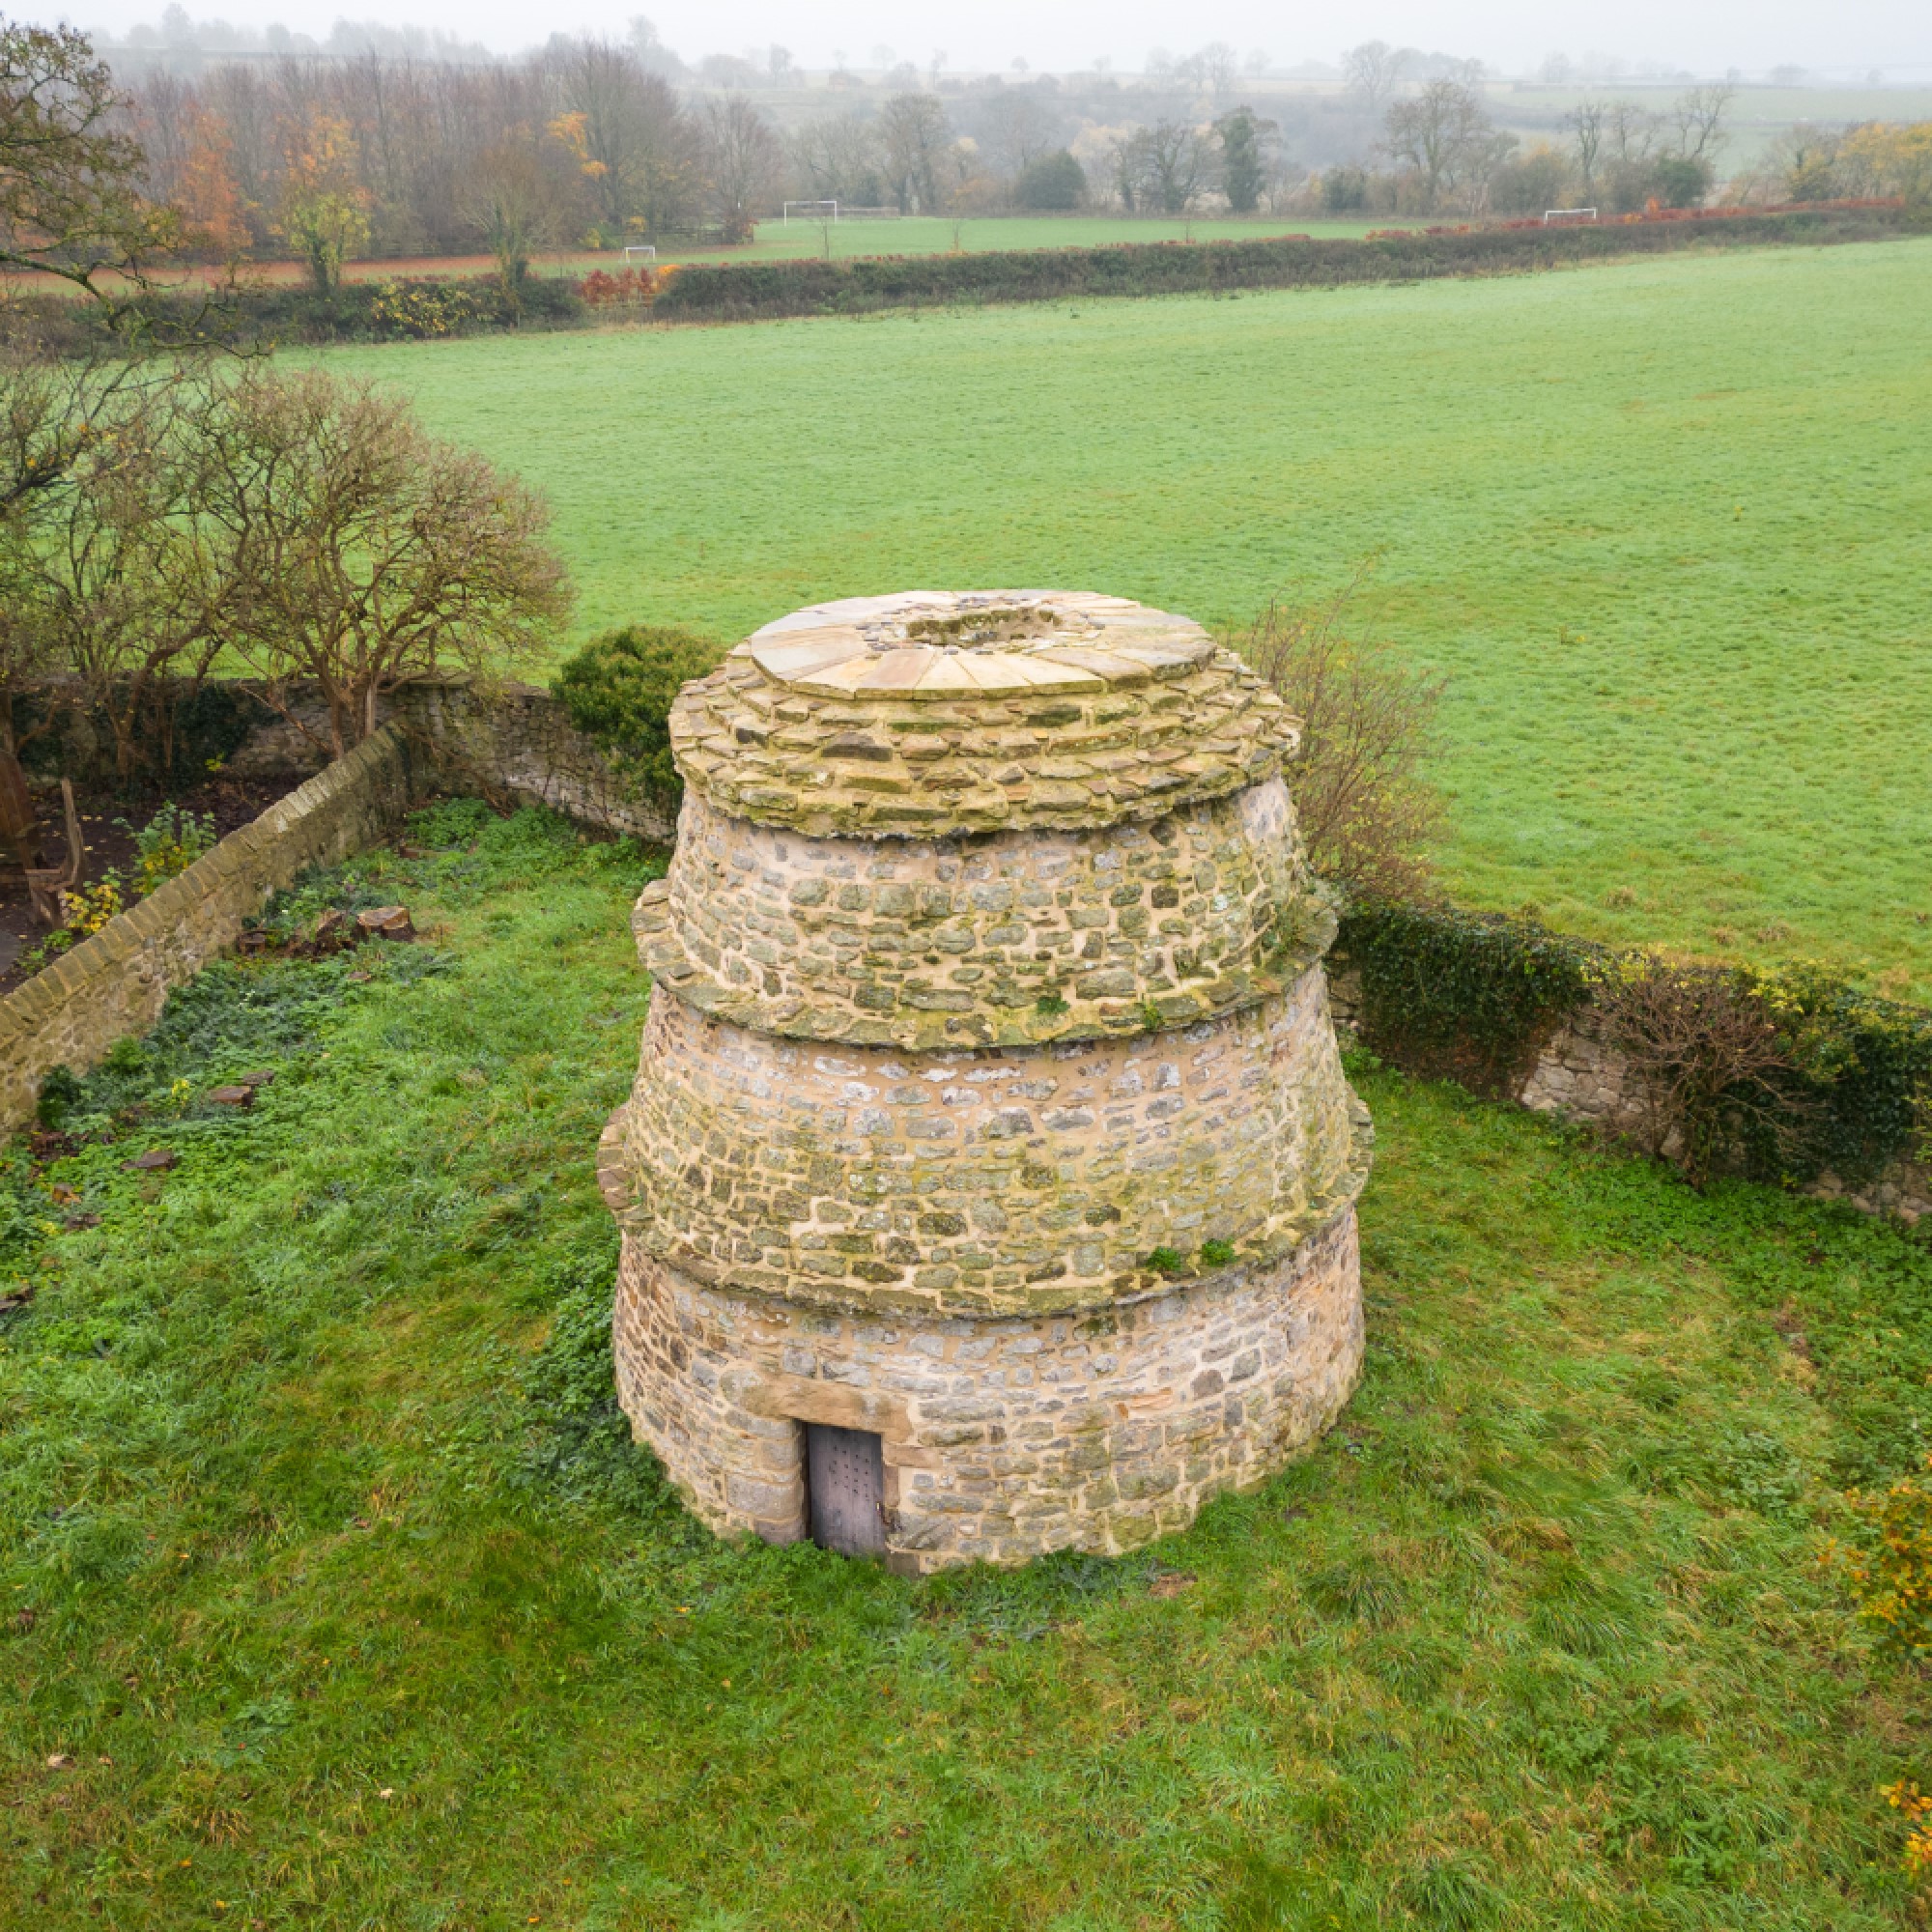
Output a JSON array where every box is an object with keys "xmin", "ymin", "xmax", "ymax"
[{"xmin": 806, "ymin": 1424, "xmax": 885, "ymax": 1556}]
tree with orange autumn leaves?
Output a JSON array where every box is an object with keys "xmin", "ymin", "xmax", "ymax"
[{"xmin": 273, "ymin": 110, "xmax": 369, "ymax": 294}]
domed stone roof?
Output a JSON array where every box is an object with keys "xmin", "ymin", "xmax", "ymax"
[{"xmin": 668, "ymin": 590, "xmax": 1299, "ymax": 839}]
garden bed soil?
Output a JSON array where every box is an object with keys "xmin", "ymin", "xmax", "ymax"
[{"xmin": 0, "ymin": 773, "xmax": 298, "ymax": 996}]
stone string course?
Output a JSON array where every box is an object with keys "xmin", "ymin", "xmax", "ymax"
[
  {"xmin": 613, "ymin": 968, "xmax": 1370, "ymax": 1320},
  {"xmin": 635, "ymin": 778, "xmax": 1337, "ymax": 1050},
  {"xmin": 612, "ymin": 1208, "xmax": 1364, "ymax": 1568},
  {"xmin": 609, "ymin": 590, "xmax": 1371, "ymax": 1569}
]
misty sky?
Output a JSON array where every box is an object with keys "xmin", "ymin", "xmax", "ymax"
[{"xmin": 64, "ymin": 0, "xmax": 1932, "ymax": 75}]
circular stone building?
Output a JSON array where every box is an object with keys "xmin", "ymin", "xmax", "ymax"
[{"xmin": 599, "ymin": 590, "xmax": 1371, "ymax": 1571}]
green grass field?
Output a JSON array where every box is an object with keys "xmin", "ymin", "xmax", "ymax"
[
  {"xmin": 323, "ymin": 239, "xmax": 1932, "ymax": 995},
  {"xmin": 7, "ymin": 807, "xmax": 1932, "ymax": 1928},
  {"xmin": 593, "ymin": 215, "xmax": 1427, "ymax": 270}
]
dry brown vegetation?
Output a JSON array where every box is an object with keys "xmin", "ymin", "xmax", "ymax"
[{"xmin": 1236, "ymin": 562, "xmax": 1446, "ymax": 903}]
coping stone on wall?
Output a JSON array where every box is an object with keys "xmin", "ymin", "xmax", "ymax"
[{"xmin": 0, "ymin": 722, "xmax": 419, "ymax": 1132}]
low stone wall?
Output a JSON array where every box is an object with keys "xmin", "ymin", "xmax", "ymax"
[
  {"xmin": 1328, "ymin": 958, "xmax": 1931, "ymax": 1223},
  {"xmin": 20, "ymin": 676, "xmax": 677, "ymax": 847},
  {"xmin": 397, "ymin": 683, "xmax": 675, "ymax": 845},
  {"xmin": 0, "ymin": 724, "xmax": 419, "ymax": 1132},
  {"xmin": 612, "ymin": 1206, "xmax": 1364, "ymax": 1572}
]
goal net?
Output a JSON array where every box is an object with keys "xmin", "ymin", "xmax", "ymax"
[{"xmin": 782, "ymin": 199, "xmax": 838, "ymax": 224}]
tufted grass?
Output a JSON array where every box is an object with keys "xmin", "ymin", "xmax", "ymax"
[
  {"xmin": 6, "ymin": 803, "xmax": 1932, "ymax": 1928},
  {"xmin": 319, "ymin": 238, "xmax": 1932, "ymax": 997}
]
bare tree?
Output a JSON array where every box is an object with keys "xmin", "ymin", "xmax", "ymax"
[
  {"xmin": 196, "ymin": 369, "xmax": 571, "ymax": 755},
  {"xmin": 1196, "ymin": 43, "xmax": 1239, "ymax": 103},
  {"xmin": 469, "ymin": 137, "xmax": 565, "ymax": 303},
  {"xmin": 548, "ymin": 38, "xmax": 698, "ymax": 237},
  {"xmin": 1594, "ymin": 960, "xmax": 1800, "ymax": 1191},
  {"xmin": 0, "ymin": 18, "xmax": 182, "ymax": 314},
  {"xmin": 700, "ymin": 95, "xmax": 781, "ymax": 239},
  {"xmin": 1382, "ymin": 77, "xmax": 1499, "ymax": 211},
  {"xmin": 980, "ymin": 87, "xmax": 1057, "ymax": 181},
  {"xmin": 0, "ymin": 365, "xmax": 223, "ymax": 780},
  {"xmin": 878, "ymin": 91, "xmax": 950, "ymax": 213},
  {"xmin": 1604, "ymin": 99, "xmax": 1656, "ymax": 166},
  {"xmin": 1343, "ymin": 41, "xmax": 1412, "ymax": 113},
  {"xmin": 1235, "ymin": 564, "xmax": 1445, "ymax": 903},
  {"xmin": 789, "ymin": 112, "xmax": 883, "ymax": 206},
  {"xmin": 1669, "ymin": 83, "xmax": 1733, "ymax": 162},
  {"xmin": 1566, "ymin": 99, "xmax": 1606, "ymax": 200}
]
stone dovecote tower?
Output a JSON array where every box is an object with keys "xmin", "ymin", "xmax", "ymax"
[{"xmin": 599, "ymin": 590, "xmax": 1371, "ymax": 1571}]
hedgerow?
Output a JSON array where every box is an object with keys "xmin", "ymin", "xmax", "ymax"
[
  {"xmin": 1342, "ymin": 897, "xmax": 1603, "ymax": 1096},
  {"xmin": 651, "ymin": 205, "xmax": 1916, "ymax": 324},
  {"xmin": 1340, "ymin": 898, "xmax": 1932, "ymax": 1193},
  {"xmin": 15, "ymin": 204, "xmax": 1918, "ymax": 354}
]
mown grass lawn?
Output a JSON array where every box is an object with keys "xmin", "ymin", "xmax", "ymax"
[
  {"xmin": 320, "ymin": 239, "xmax": 1932, "ymax": 996},
  {"xmin": 6, "ymin": 804, "xmax": 1932, "ymax": 1929}
]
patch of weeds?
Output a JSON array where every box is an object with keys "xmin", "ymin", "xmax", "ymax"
[
  {"xmin": 1714, "ymin": 1427, "xmax": 1810, "ymax": 1520},
  {"xmin": 921, "ymin": 1546, "xmax": 1158, "ymax": 1640},
  {"xmin": 1305, "ymin": 1557, "xmax": 1406, "ymax": 1627},
  {"xmin": 1199, "ymin": 1237, "xmax": 1236, "ymax": 1267},
  {"xmin": 512, "ymin": 1238, "xmax": 700, "ymax": 1532},
  {"xmin": 35, "ymin": 1065, "xmax": 84, "ymax": 1129},
  {"xmin": 1146, "ymin": 1245, "xmax": 1186, "ymax": 1276},
  {"xmin": 1398, "ymin": 1853, "xmax": 1505, "ymax": 1931},
  {"xmin": 406, "ymin": 796, "xmax": 497, "ymax": 848},
  {"xmin": 1035, "ymin": 992, "xmax": 1069, "ymax": 1018}
]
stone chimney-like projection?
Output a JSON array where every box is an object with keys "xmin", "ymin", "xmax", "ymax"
[{"xmin": 599, "ymin": 591, "xmax": 1372, "ymax": 1571}]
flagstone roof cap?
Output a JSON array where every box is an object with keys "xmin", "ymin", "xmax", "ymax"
[{"xmin": 668, "ymin": 589, "xmax": 1300, "ymax": 838}]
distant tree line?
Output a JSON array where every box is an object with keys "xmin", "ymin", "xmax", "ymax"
[
  {"xmin": 16, "ymin": 10, "xmax": 1928, "ymax": 297},
  {"xmin": 115, "ymin": 32, "xmax": 785, "ymax": 282},
  {"xmin": 1318, "ymin": 74, "xmax": 1738, "ymax": 218}
]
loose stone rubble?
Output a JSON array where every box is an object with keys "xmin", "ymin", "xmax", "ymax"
[{"xmin": 605, "ymin": 591, "xmax": 1372, "ymax": 1570}]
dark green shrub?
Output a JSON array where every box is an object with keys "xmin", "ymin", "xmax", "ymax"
[
  {"xmin": 35, "ymin": 1065, "xmax": 83, "ymax": 1127},
  {"xmin": 552, "ymin": 625, "xmax": 725, "ymax": 820},
  {"xmin": 1343, "ymin": 899, "xmax": 1601, "ymax": 1097},
  {"xmin": 1762, "ymin": 966, "xmax": 1932, "ymax": 1189},
  {"xmin": 1015, "ymin": 150, "xmax": 1087, "ymax": 211}
]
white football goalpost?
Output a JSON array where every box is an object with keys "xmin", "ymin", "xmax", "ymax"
[{"xmin": 782, "ymin": 200, "xmax": 839, "ymax": 224}]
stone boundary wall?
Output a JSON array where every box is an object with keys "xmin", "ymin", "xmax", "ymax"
[
  {"xmin": 22, "ymin": 676, "xmax": 677, "ymax": 847},
  {"xmin": 0, "ymin": 724, "xmax": 419, "ymax": 1132},
  {"xmin": 1326, "ymin": 956, "xmax": 1931, "ymax": 1224},
  {"xmin": 397, "ymin": 684, "xmax": 676, "ymax": 846}
]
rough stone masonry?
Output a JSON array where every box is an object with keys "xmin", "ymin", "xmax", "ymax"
[{"xmin": 600, "ymin": 590, "xmax": 1373, "ymax": 1570}]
